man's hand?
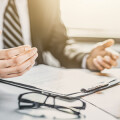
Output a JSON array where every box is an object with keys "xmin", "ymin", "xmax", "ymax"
[
  {"xmin": 0, "ymin": 46, "xmax": 38, "ymax": 78},
  {"xmin": 0, "ymin": 31, "xmax": 38, "ymax": 78},
  {"xmin": 86, "ymin": 39, "xmax": 119, "ymax": 71}
]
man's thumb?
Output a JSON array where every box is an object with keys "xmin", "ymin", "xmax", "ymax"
[{"xmin": 100, "ymin": 39, "xmax": 115, "ymax": 49}]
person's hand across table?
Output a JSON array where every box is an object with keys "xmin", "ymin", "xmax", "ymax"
[
  {"xmin": 0, "ymin": 31, "xmax": 38, "ymax": 78},
  {"xmin": 87, "ymin": 39, "xmax": 119, "ymax": 71}
]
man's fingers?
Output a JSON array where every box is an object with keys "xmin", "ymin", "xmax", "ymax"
[
  {"xmin": 7, "ymin": 45, "xmax": 31, "ymax": 57},
  {"xmin": 106, "ymin": 52, "xmax": 119, "ymax": 61},
  {"xmin": 0, "ymin": 47, "xmax": 37, "ymax": 68},
  {"xmin": 0, "ymin": 45, "xmax": 31, "ymax": 59},
  {"xmin": 0, "ymin": 53, "xmax": 38, "ymax": 76},
  {"xmin": 104, "ymin": 56, "xmax": 117, "ymax": 66},
  {"xmin": 111, "ymin": 53, "xmax": 119, "ymax": 60},
  {"xmin": 105, "ymin": 48, "xmax": 119, "ymax": 60},
  {"xmin": 93, "ymin": 58, "xmax": 104, "ymax": 71},
  {"xmin": 96, "ymin": 56, "xmax": 112, "ymax": 69},
  {"xmin": 93, "ymin": 55, "xmax": 118, "ymax": 71},
  {"xmin": 98, "ymin": 39, "xmax": 114, "ymax": 50},
  {"xmin": 1, "ymin": 63, "xmax": 34, "ymax": 78},
  {"xmin": 101, "ymin": 39, "xmax": 114, "ymax": 49},
  {"xmin": 0, "ymin": 59, "xmax": 15, "ymax": 68},
  {"xmin": 14, "ymin": 47, "xmax": 37, "ymax": 65}
]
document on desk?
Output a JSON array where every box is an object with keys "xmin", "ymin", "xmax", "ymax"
[
  {"xmin": 84, "ymin": 85, "xmax": 120, "ymax": 118},
  {"xmin": 83, "ymin": 68, "xmax": 120, "ymax": 118},
  {"xmin": 1, "ymin": 65, "xmax": 118, "ymax": 96}
]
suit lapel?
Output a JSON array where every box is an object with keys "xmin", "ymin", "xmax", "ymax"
[
  {"xmin": 28, "ymin": 0, "xmax": 44, "ymax": 64},
  {"xmin": 27, "ymin": 0, "xmax": 58, "ymax": 64}
]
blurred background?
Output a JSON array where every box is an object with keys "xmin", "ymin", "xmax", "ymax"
[
  {"xmin": 61, "ymin": 0, "xmax": 120, "ymax": 39},
  {"xmin": 44, "ymin": 0, "xmax": 120, "ymax": 66}
]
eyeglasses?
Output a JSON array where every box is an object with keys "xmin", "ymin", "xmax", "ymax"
[{"xmin": 18, "ymin": 92, "xmax": 86, "ymax": 117}]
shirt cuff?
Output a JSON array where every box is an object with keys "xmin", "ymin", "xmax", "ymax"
[{"xmin": 81, "ymin": 54, "xmax": 89, "ymax": 69}]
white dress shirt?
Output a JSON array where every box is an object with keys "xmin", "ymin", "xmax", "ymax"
[{"xmin": 0, "ymin": 0, "xmax": 31, "ymax": 49}]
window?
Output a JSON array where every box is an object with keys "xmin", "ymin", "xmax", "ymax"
[{"xmin": 60, "ymin": 0, "xmax": 120, "ymax": 38}]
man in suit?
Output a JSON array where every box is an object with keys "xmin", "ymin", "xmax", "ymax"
[{"xmin": 0, "ymin": 0, "xmax": 119, "ymax": 78}]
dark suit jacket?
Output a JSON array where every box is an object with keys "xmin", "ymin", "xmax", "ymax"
[{"xmin": 28, "ymin": 0, "xmax": 86, "ymax": 68}]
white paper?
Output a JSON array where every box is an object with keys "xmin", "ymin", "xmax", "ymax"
[{"xmin": 3, "ymin": 65, "xmax": 116, "ymax": 95}]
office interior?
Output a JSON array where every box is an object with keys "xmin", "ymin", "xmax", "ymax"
[
  {"xmin": 0, "ymin": 0, "xmax": 120, "ymax": 120},
  {"xmin": 44, "ymin": 0, "xmax": 120, "ymax": 67}
]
